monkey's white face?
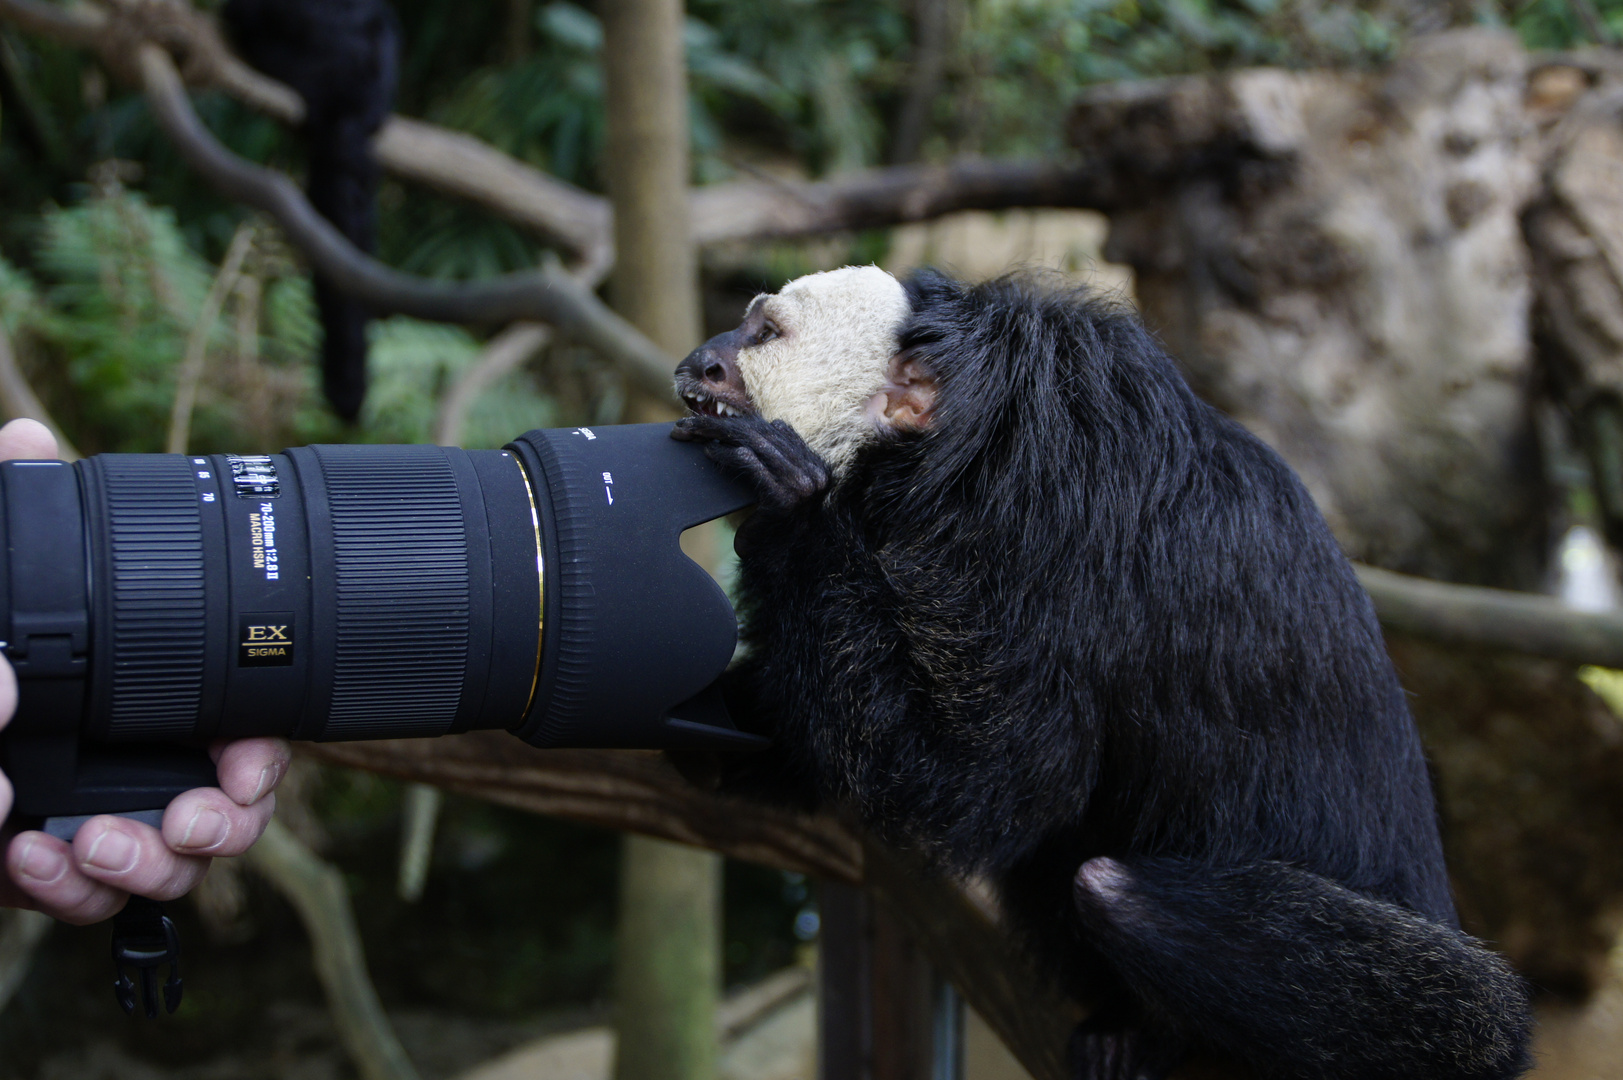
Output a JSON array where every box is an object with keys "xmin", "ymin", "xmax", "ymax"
[
  {"xmin": 733, "ymin": 266, "xmax": 912, "ymax": 472},
  {"xmin": 677, "ymin": 264, "xmax": 939, "ymax": 477}
]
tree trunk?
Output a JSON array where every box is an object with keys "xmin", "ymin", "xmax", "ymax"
[
  {"xmin": 613, "ymin": 834, "xmax": 723, "ymax": 1080},
  {"xmin": 1065, "ymin": 31, "xmax": 1623, "ymax": 992},
  {"xmin": 601, "ymin": 0, "xmax": 700, "ymax": 356},
  {"xmin": 599, "ymin": 3, "xmax": 720, "ymax": 1078}
]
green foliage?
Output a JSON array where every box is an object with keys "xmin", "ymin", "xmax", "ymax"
[
  {"xmin": 0, "ymin": 187, "xmax": 552, "ymax": 454},
  {"xmin": 1503, "ymin": 0, "xmax": 1623, "ymax": 48},
  {"xmin": 16, "ymin": 187, "xmax": 269, "ymax": 452},
  {"xmin": 689, "ymin": 0, "xmax": 912, "ymax": 174},
  {"xmin": 949, "ymin": 0, "xmax": 1408, "ymax": 157},
  {"xmin": 361, "ymin": 317, "xmax": 558, "ymax": 447}
]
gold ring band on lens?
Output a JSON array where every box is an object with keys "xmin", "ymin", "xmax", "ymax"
[{"xmin": 509, "ymin": 451, "xmax": 544, "ymax": 720}]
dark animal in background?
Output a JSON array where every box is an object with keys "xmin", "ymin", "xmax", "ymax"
[
  {"xmin": 674, "ymin": 267, "xmax": 1532, "ymax": 1080},
  {"xmin": 223, "ymin": 0, "xmax": 399, "ymax": 422}
]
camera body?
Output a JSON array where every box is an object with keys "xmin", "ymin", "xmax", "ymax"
[{"xmin": 0, "ymin": 423, "xmax": 762, "ymax": 837}]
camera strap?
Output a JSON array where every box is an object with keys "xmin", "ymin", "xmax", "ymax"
[{"xmin": 111, "ymin": 896, "xmax": 183, "ymax": 1018}]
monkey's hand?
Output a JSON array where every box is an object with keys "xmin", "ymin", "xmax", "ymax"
[{"xmin": 672, "ymin": 414, "xmax": 830, "ymax": 514}]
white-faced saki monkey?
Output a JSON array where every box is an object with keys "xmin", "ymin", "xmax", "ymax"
[
  {"xmin": 224, "ymin": 0, "xmax": 399, "ymax": 422},
  {"xmin": 673, "ymin": 266, "xmax": 1532, "ymax": 1080}
]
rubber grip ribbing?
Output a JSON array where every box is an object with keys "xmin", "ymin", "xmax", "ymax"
[
  {"xmin": 316, "ymin": 445, "xmax": 470, "ymax": 737},
  {"xmin": 102, "ymin": 457, "xmax": 206, "ymax": 737}
]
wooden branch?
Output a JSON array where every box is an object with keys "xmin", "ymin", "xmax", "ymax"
[
  {"xmin": 373, "ymin": 119, "xmax": 613, "ymax": 284},
  {"xmin": 296, "ymin": 736, "xmax": 1242, "ymax": 1080},
  {"xmin": 432, "ymin": 321, "xmax": 551, "ymax": 447},
  {"xmin": 862, "ymin": 844, "xmax": 1079, "ymax": 1080},
  {"xmin": 244, "ymin": 820, "xmax": 421, "ymax": 1080},
  {"xmin": 1356, "ymin": 563, "xmax": 1623, "ymax": 667},
  {"xmin": 298, "ymin": 735, "xmax": 864, "ymax": 884},
  {"xmin": 0, "ymin": 0, "xmax": 1120, "ymax": 276},
  {"xmin": 395, "ymin": 783, "xmax": 441, "ymax": 903},
  {"xmin": 166, "ymin": 221, "xmax": 253, "ymax": 455},
  {"xmin": 689, "ymin": 158, "xmax": 1109, "ymax": 246},
  {"xmin": 0, "ymin": 0, "xmax": 101, "ymax": 51},
  {"xmin": 133, "ymin": 45, "xmax": 677, "ymax": 403},
  {"xmin": 0, "ymin": 321, "xmax": 80, "ymax": 460}
]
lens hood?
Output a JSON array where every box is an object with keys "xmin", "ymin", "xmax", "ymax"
[{"xmin": 506, "ymin": 423, "xmax": 762, "ymax": 750}]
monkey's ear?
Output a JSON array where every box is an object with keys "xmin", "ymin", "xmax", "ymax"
[{"xmin": 869, "ymin": 351, "xmax": 938, "ymax": 432}]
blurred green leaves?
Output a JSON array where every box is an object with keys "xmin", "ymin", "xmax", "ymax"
[
  {"xmin": 2, "ymin": 0, "xmax": 1621, "ymax": 451},
  {"xmin": 0, "ymin": 187, "xmax": 552, "ymax": 455}
]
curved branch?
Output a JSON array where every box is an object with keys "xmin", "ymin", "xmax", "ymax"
[
  {"xmin": 373, "ymin": 119, "xmax": 613, "ymax": 283},
  {"xmin": 0, "ymin": 322, "xmax": 80, "ymax": 460},
  {"xmin": 296, "ymin": 735, "xmax": 1103, "ymax": 1080},
  {"xmin": 300, "ymin": 735, "xmax": 863, "ymax": 884},
  {"xmin": 1356, "ymin": 563, "xmax": 1623, "ymax": 668},
  {"xmin": 690, "ymin": 159, "xmax": 1109, "ymax": 246},
  {"xmin": 0, "ymin": 0, "xmax": 1115, "ymax": 269},
  {"xmin": 135, "ymin": 45, "xmax": 677, "ymax": 402},
  {"xmin": 244, "ymin": 820, "xmax": 421, "ymax": 1080},
  {"xmin": 0, "ymin": 0, "xmax": 102, "ymax": 48}
]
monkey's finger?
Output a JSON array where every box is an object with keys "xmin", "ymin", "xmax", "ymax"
[
  {"xmin": 704, "ymin": 441, "xmax": 815, "ymax": 513},
  {"xmin": 670, "ymin": 417, "xmax": 706, "ymax": 442},
  {"xmin": 732, "ymin": 423, "xmax": 829, "ymax": 502},
  {"xmin": 673, "ymin": 413, "xmax": 751, "ymax": 444}
]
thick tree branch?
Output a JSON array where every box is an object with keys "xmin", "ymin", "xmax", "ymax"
[
  {"xmin": 0, "ymin": 0, "xmax": 1115, "ymax": 270},
  {"xmin": 373, "ymin": 118, "xmax": 614, "ymax": 283},
  {"xmin": 244, "ymin": 820, "xmax": 421, "ymax": 1080},
  {"xmin": 1356, "ymin": 563, "xmax": 1623, "ymax": 668},
  {"xmin": 433, "ymin": 320, "xmax": 551, "ymax": 447},
  {"xmin": 297, "ymin": 735, "xmax": 1099, "ymax": 1080},
  {"xmin": 300, "ymin": 736, "xmax": 862, "ymax": 883},
  {"xmin": 0, "ymin": 322, "xmax": 80, "ymax": 460},
  {"xmin": 134, "ymin": 44, "xmax": 677, "ymax": 402},
  {"xmin": 690, "ymin": 158, "xmax": 1108, "ymax": 245}
]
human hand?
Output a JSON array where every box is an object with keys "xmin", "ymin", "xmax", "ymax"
[{"xmin": 0, "ymin": 418, "xmax": 291, "ymax": 923}]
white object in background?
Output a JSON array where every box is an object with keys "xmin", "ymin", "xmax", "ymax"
[{"xmin": 1558, "ymin": 525, "xmax": 1621, "ymax": 612}]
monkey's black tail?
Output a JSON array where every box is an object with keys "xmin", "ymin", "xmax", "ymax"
[
  {"xmin": 1072, "ymin": 856, "xmax": 1531, "ymax": 1080},
  {"xmin": 221, "ymin": 0, "xmax": 399, "ymax": 422},
  {"xmin": 307, "ymin": 121, "xmax": 381, "ymax": 423}
]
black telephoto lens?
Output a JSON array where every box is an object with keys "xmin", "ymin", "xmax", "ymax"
[{"xmin": 0, "ymin": 423, "xmax": 761, "ymax": 828}]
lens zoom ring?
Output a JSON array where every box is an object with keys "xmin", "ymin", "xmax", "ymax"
[
  {"xmin": 104, "ymin": 456, "xmax": 205, "ymax": 736},
  {"xmin": 520, "ymin": 434, "xmax": 594, "ymax": 744},
  {"xmin": 317, "ymin": 447, "xmax": 469, "ymax": 736}
]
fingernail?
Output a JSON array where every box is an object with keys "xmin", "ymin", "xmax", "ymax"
[
  {"xmin": 249, "ymin": 763, "xmax": 278, "ymax": 804},
  {"xmin": 83, "ymin": 829, "xmax": 139, "ymax": 874},
  {"xmin": 180, "ymin": 808, "xmax": 230, "ymax": 852},
  {"xmin": 16, "ymin": 836, "xmax": 67, "ymax": 884}
]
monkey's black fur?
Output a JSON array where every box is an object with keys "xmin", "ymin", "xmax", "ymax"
[
  {"xmin": 223, "ymin": 0, "xmax": 399, "ymax": 422},
  {"xmin": 675, "ymin": 272, "xmax": 1531, "ymax": 1080}
]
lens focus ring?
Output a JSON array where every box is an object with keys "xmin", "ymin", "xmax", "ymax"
[
  {"xmin": 102, "ymin": 456, "xmax": 207, "ymax": 737},
  {"xmin": 315, "ymin": 446, "xmax": 471, "ymax": 737}
]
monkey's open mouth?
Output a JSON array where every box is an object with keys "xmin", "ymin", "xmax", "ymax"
[{"xmin": 680, "ymin": 388, "xmax": 753, "ymax": 419}]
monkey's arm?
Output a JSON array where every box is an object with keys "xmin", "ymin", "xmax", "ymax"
[{"xmin": 672, "ymin": 414, "xmax": 830, "ymax": 514}]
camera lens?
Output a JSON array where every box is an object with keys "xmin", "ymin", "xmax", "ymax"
[
  {"xmin": 72, "ymin": 443, "xmax": 542, "ymax": 744},
  {"xmin": 0, "ymin": 423, "xmax": 759, "ymax": 821}
]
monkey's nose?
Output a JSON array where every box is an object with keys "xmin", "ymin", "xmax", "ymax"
[{"xmin": 676, "ymin": 347, "xmax": 740, "ymax": 393}]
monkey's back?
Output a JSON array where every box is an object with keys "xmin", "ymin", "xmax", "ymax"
[{"xmin": 728, "ymin": 273, "xmax": 1455, "ymax": 964}]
